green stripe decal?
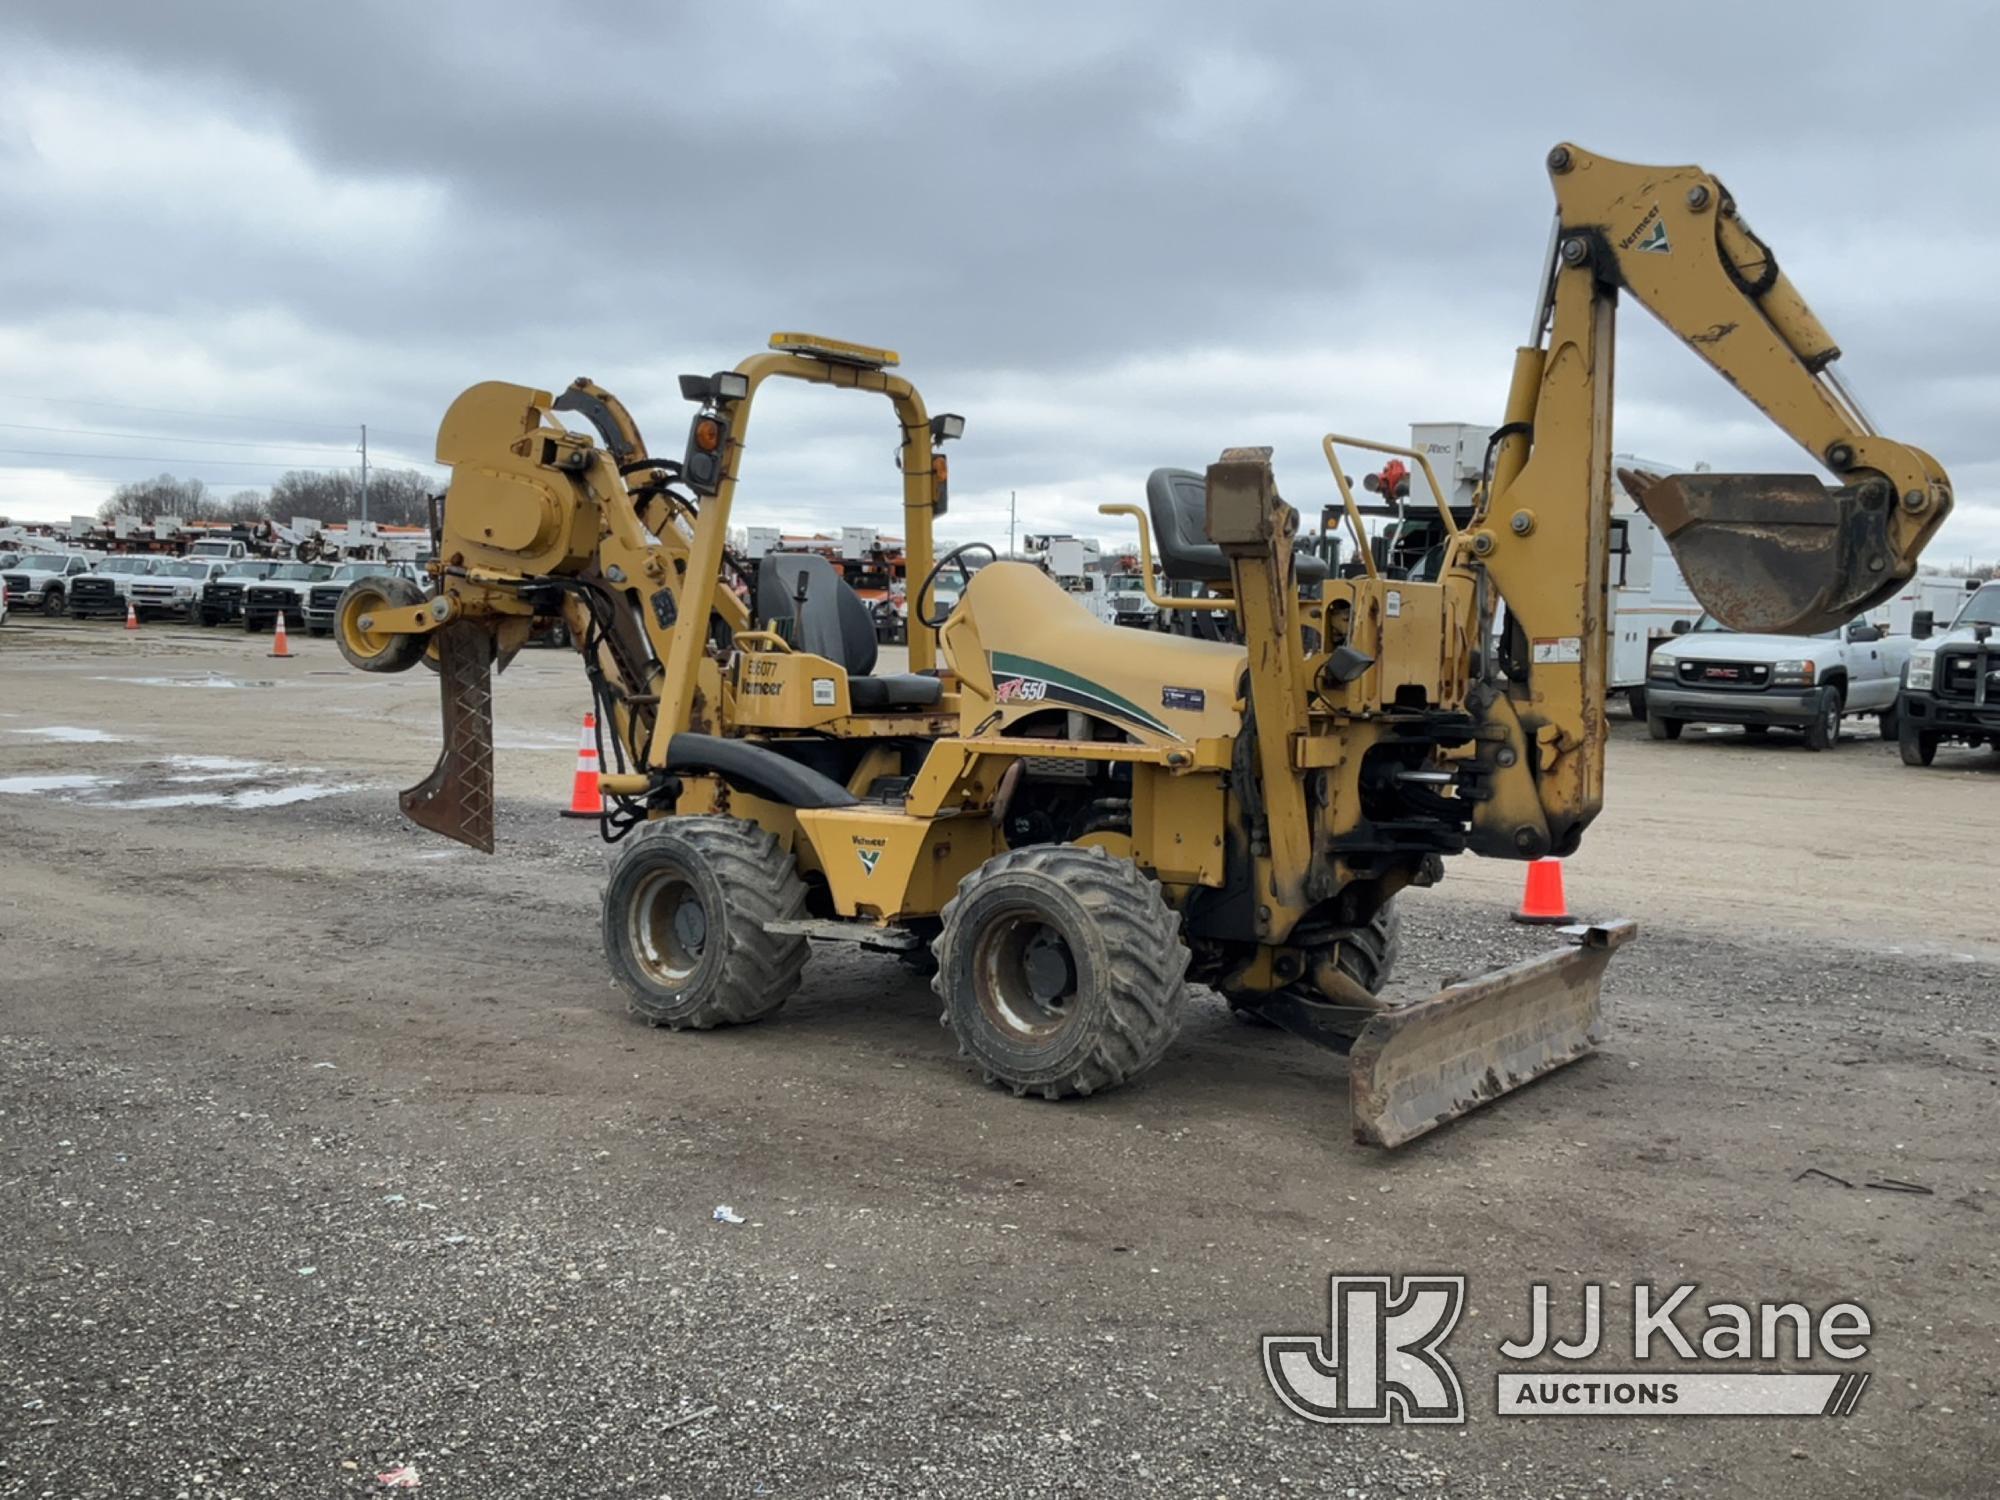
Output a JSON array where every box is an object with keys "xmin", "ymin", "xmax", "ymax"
[{"xmin": 990, "ymin": 651, "xmax": 1176, "ymax": 737}]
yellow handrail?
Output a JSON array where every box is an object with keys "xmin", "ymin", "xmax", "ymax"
[
  {"xmin": 1320, "ymin": 432, "xmax": 1464, "ymax": 580},
  {"xmin": 1095, "ymin": 503, "xmax": 1240, "ymax": 615}
]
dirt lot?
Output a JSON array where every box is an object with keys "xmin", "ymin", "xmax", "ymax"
[{"xmin": 2, "ymin": 615, "xmax": 1997, "ymax": 1499}]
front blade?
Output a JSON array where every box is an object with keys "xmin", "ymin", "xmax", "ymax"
[
  {"xmin": 1621, "ymin": 467, "xmax": 1902, "ymax": 635},
  {"xmin": 1348, "ymin": 920, "xmax": 1636, "ymax": 1148},
  {"xmin": 400, "ymin": 620, "xmax": 496, "ymax": 852}
]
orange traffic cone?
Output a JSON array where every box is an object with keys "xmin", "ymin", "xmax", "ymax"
[
  {"xmin": 1512, "ymin": 857, "xmax": 1574, "ymax": 925},
  {"xmin": 269, "ymin": 612, "xmax": 294, "ymax": 658},
  {"xmin": 559, "ymin": 712, "xmax": 604, "ymax": 818},
  {"xmin": 124, "ymin": 599, "xmax": 138, "ymax": 631}
]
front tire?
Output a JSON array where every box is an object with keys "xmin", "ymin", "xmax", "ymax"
[
  {"xmin": 1803, "ymin": 686, "xmax": 1843, "ymax": 752},
  {"xmin": 603, "ymin": 817, "xmax": 809, "ymax": 1029},
  {"xmin": 1646, "ymin": 712, "xmax": 1683, "ymax": 741},
  {"xmin": 1899, "ymin": 716, "xmax": 1940, "ymax": 767},
  {"xmin": 933, "ymin": 844, "xmax": 1188, "ymax": 1099},
  {"xmin": 43, "ymin": 587, "xmax": 65, "ymax": 617}
]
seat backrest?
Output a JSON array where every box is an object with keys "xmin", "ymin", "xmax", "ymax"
[
  {"xmin": 756, "ymin": 552, "xmax": 878, "ymax": 677},
  {"xmin": 1145, "ymin": 466, "xmax": 1329, "ymax": 585},
  {"xmin": 1146, "ymin": 468, "xmax": 1231, "ymax": 584}
]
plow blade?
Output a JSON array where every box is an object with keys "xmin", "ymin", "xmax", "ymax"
[
  {"xmin": 400, "ymin": 620, "xmax": 497, "ymax": 853},
  {"xmin": 1620, "ymin": 467, "xmax": 1905, "ymax": 635},
  {"xmin": 1348, "ymin": 920, "xmax": 1636, "ymax": 1149}
]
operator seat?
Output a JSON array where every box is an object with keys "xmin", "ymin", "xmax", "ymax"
[
  {"xmin": 755, "ymin": 553, "xmax": 943, "ymax": 709},
  {"xmin": 1145, "ymin": 468, "xmax": 1329, "ymax": 585}
]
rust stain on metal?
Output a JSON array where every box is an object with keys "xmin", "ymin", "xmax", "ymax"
[{"xmin": 1620, "ymin": 468, "xmax": 1902, "ymax": 633}]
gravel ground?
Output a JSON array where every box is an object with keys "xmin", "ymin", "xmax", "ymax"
[{"xmin": 2, "ymin": 618, "xmax": 1997, "ymax": 1498}]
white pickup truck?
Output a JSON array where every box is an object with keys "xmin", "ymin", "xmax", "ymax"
[{"xmin": 1642, "ymin": 615, "xmax": 1914, "ymax": 750}]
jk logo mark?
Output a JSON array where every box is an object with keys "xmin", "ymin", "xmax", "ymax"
[{"xmin": 1264, "ymin": 1275, "xmax": 1467, "ymax": 1425}]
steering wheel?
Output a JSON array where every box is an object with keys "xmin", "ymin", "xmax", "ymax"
[{"xmin": 916, "ymin": 543, "xmax": 997, "ymax": 629}]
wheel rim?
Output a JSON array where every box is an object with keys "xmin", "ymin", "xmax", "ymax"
[
  {"xmin": 337, "ymin": 584, "xmax": 398, "ymax": 661},
  {"xmin": 972, "ymin": 908, "xmax": 1079, "ymax": 1042},
  {"xmin": 630, "ymin": 868, "xmax": 707, "ymax": 987}
]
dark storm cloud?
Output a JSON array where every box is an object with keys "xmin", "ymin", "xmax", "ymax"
[{"xmin": 2, "ymin": 0, "xmax": 1997, "ymax": 555}]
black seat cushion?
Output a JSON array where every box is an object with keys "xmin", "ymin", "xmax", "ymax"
[
  {"xmin": 849, "ymin": 673, "xmax": 944, "ymax": 710},
  {"xmin": 1145, "ymin": 467, "xmax": 1327, "ymax": 585}
]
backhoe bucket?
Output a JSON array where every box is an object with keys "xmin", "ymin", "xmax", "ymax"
[
  {"xmin": 400, "ymin": 620, "xmax": 497, "ymax": 853},
  {"xmin": 1348, "ymin": 920, "xmax": 1636, "ymax": 1148},
  {"xmin": 1621, "ymin": 467, "xmax": 1905, "ymax": 635}
]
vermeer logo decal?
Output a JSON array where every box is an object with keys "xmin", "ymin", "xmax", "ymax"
[
  {"xmin": 853, "ymin": 835, "xmax": 886, "ymax": 876},
  {"xmin": 1619, "ymin": 202, "xmax": 1672, "ymax": 254}
]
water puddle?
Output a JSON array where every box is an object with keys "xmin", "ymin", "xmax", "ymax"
[
  {"xmin": 9, "ymin": 726, "xmax": 131, "ymax": 744},
  {"xmin": 0, "ymin": 774, "xmax": 114, "ymax": 795},
  {"xmin": 93, "ymin": 674, "xmax": 277, "ymax": 690},
  {"xmin": 101, "ymin": 782, "xmax": 351, "ymax": 811}
]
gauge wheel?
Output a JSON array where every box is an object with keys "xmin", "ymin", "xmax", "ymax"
[
  {"xmin": 335, "ymin": 577, "xmax": 428, "ymax": 673},
  {"xmin": 933, "ymin": 843, "xmax": 1187, "ymax": 1099},
  {"xmin": 602, "ymin": 817, "xmax": 810, "ymax": 1028}
]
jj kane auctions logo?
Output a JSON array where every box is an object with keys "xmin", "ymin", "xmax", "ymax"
[{"xmin": 1266, "ymin": 1276, "xmax": 1872, "ymax": 1423}]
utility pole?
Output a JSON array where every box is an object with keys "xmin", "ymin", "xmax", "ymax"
[
  {"xmin": 1008, "ymin": 489, "xmax": 1016, "ymax": 558},
  {"xmin": 358, "ymin": 424, "xmax": 370, "ymax": 529}
]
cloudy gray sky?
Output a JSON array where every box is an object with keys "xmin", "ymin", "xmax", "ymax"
[{"xmin": 3, "ymin": 1, "xmax": 1996, "ymax": 563}]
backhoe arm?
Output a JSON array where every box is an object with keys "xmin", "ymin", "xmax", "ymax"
[
  {"xmin": 1505, "ymin": 145, "xmax": 1951, "ymax": 636},
  {"xmin": 1458, "ymin": 145, "xmax": 1950, "ymax": 858}
]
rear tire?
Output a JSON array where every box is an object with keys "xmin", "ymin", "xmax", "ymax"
[
  {"xmin": 1625, "ymin": 687, "xmax": 1647, "ymax": 719},
  {"xmin": 603, "ymin": 817, "xmax": 809, "ymax": 1028},
  {"xmin": 1646, "ymin": 712, "xmax": 1683, "ymax": 741},
  {"xmin": 1877, "ymin": 701, "xmax": 1900, "ymax": 740},
  {"xmin": 1803, "ymin": 686, "xmax": 1843, "ymax": 751},
  {"xmin": 933, "ymin": 844, "xmax": 1187, "ymax": 1099},
  {"xmin": 1899, "ymin": 716, "xmax": 1940, "ymax": 767}
]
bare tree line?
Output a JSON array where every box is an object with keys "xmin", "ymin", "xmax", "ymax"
[{"xmin": 97, "ymin": 468, "xmax": 436, "ymax": 528}]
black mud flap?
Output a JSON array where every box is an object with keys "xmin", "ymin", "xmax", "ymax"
[
  {"xmin": 1621, "ymin": 467, "xmax": 1902, "ymax": 635},
  {"xmin": 400, "ymin": 620, "xmax": 496, "ymax": 853},
  {"xmin": 1348, "ymin": 920, "xmax": 1637, "ymax": 1149}
]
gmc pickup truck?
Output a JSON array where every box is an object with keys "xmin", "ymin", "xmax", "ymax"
[
  {"xmin": 1643, "ymin": 615, "xmax": 1913, "ymax": 751},
  {"xmin": 1897, "ymin": 581, "xmax": 2000, "ymax": 766}
]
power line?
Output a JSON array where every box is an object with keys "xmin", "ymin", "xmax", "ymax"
[
  {"xmin": 0, "ymin": 445, "xmax": 443, "ymax": 471},
  {"xmin": 0, "ymin": 420, "xmax": 408, "ymax": 455},
  {"xmin": 6, "ymin": 391, "xmax": 431, "ymax": 442}
]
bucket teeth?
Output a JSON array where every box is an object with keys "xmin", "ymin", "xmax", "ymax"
[{"xmin": 400, "ymin": 620, "xmax": 497, "ymax": 853}]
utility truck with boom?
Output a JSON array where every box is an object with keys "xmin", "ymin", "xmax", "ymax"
[{"xmin": 336, "ymin": 148, "xmax": 1949, "ymax": 1147}]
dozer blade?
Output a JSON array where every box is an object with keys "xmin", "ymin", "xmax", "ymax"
[
  {"xmin": 1348, "ymin": 920, "xmax": 1636, "ymax": 1149},
  {"xmin": 1620, "ymin": 467, "xmax": 1905, "ymax": 635},
  {"xmin": 400, "ymin": 620, "xmax": 497, "ymax": 853}
]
